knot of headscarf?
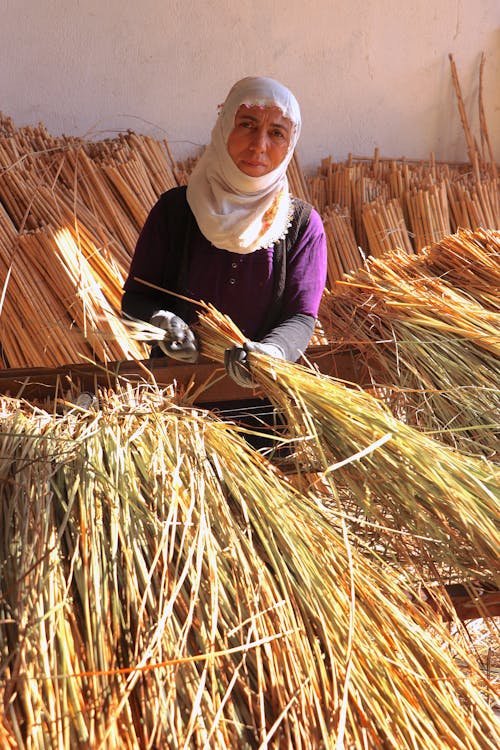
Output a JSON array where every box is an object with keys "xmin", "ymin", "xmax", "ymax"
[{"xmin": 186, "ymin": 76, "xmax": 301, "ymax": 254}]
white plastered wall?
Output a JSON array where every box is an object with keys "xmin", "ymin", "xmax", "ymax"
[{"xmin": 1, "ymin": 0, "xmax": 499, "ymax": 173}]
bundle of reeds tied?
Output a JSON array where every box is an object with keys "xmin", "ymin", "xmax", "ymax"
[
  {"xmin": 318, "ymin": 227, "xmax": 500, "ymax": 457},
  {"xmin": 0, "ymin": 121, "xmax": 181, "ymax": 367},
  {"xmin": 0, "ymin": 213, "xmax": 149, "ymax": 366},
  {"xmin": 1, "ymin": 390, "xmax": 498, "ymax": 749}
]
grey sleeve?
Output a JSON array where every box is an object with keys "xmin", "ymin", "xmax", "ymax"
[{"xmin": 260, "ymin": 313, "xmax": 315, "ymax": 362}]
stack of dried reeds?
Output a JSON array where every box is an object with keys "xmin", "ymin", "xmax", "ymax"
[
  {"xmin": 1, "ymin": 389, "xmax": 498, "ymax": 749},
  {"xmin": 0, "ymin": 218, "xmax": 149, "ymax": 366},
  {"xmin": 307, "ymin": 151, "xmax": 499, "ymax": 264},
  {"xmin": 361, "ymin": 196, "xmax": 413, "ymax": 257},
  {"xmin": 0, "ymin": 119, "xmax": 187, "ymax": 367},
  {"xmin": 321, "ymin": 204, "xmax": 362, "ymax": 285},
  {"xmin": 307, "ymin": 54, "xmax": 499, "ymax": 276}
]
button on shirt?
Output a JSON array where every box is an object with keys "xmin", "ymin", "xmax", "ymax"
[{"xmin": 186, "ymin": 229, "xmax": 275, "ymax": 338}]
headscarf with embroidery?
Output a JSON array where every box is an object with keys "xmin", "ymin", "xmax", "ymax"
[{"xmin": 186, "ymin": 76, "xmax": 301, "ymax": 254}]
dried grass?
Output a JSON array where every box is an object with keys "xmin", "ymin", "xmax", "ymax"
[
  {"xmin": 193, "ymin": 306, "xmax": 498, "ymax": 582},
  {"xmin": 318, "ymin": 228, "xmax": 500, "ymax": 457},
  {"xmin": 1, "ymin": 390, "xmax": 498, "ymax": 748}
]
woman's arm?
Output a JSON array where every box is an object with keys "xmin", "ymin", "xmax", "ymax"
[
  {"xmin": 260, "ymin": 313, "xmax": 315, "ymax": 361},
  {"xmin": 224, "ymin": 208, "xmax": 327, "ymax": 385},
  {"xmin": 263, "ymin": 207, "xmax": 327, "ymax": 360}
]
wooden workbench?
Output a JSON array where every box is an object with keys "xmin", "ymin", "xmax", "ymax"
[{"xmin": 0, "ymin": 344, "xmax": 365, "ymax": 405}]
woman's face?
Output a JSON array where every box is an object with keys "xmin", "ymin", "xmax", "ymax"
[{"xmin": 227, "ymin": 105, "xmax": 292, "ymax": 177}]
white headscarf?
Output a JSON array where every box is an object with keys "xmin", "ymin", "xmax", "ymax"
[{"xmin": 186, "ymin": 76, "xmax": 301, "ymax": 254}]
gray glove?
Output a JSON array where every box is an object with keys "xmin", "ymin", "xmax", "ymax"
[
  {"xmin": 150, "ymin": 310, "xmax": 199, "ymax": 363},
  {"xmin": 224, "ymin": 340, "xmax": 284, "ymax": 388}
]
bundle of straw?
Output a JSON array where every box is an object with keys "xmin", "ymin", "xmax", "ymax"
[
  {"xmin": 361, "ymin": 197, "xmax": 413, "ymax": 257},
  {"xmin": 1, "ymin": 390, "xmax": 498, "ymax": 749},
  {"xmin": 189, "ymin": 305, "xmax": 500, "ymax": 588},
  {"xmin": 405, "ymin": 181, "xmax": 451, "ymax": 251},
  {"xmin": 318, "ymin": 233, "xmax": 500, "ymax": 455},
  {"xmin": 420, "ymin": 227, "xmax": 500, "ymax": 312},
  {"xmin": 322, "ymin": 205, "xmax": 363, "ymax": 285},
  {"xmin": 0, "ymin": 119, "xmax": 182, "ymax": 367},
  {"xmin": 0, "ymin": 220, "xmax": 148, "ymax": 367}
]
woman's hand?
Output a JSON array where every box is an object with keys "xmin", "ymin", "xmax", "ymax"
[
  {"xmin": 150, "ymin": 310, "xmax": 199, "ymax": 363},
  {"xmin": 224, "ymin": 341, "xmax": 284, "ymax": 388}
]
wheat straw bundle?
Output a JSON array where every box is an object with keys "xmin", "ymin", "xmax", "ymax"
[
  {"xmin": 319, "ymin": 237, "xmax": 500, "ymax": 454},
  {"xmin": 0, "ymin": 121, "xmax": 177, "ymax": 367},
  {"xmin": 1, "ymin": 391, "xmax": 498, "ymax": 749},
  {"xmin": 405, "ymin": 181, "xmax": 451, "ymax": 251},
  {"xmin": 119, "ymin": 131, "xmax": 178, "ymax": 195},
  {"xmin": 61, "ymin": 147, "xmax": 141, "ymax": 256},
  {"xmin": 321, "ymin": 205, "xmax": 362, "ymax": 285},
  {"xmin": 185, "ymin": 307, "xmax": 500, "ymax": 588},
  {"xmin": 420, "ymin": 227, "xmax": 500, "ymax": 312},
  {"xmin": 446, "ymin": 177, "xmax": 500, "ymax": 231},
  {"xmin": 361, "ymin": 197, "xmax": 413, "ymax": 257}
]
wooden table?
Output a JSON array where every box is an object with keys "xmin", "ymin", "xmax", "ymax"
[{"xmin": 0, "ymin": 345, "xmax": 366, "ymax": 405}]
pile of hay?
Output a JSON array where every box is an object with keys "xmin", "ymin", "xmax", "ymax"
[{"xmin": 1, "ymin": 388, "xmax": 498, "ymax": 749}]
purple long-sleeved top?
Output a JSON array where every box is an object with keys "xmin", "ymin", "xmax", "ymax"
[{"xmin": 122, "ymin": 189, "xmax": 327, "ymax": 358}]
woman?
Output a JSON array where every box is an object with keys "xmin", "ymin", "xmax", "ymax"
[{"xmin": 122, "ymin": 76, "xmax": 327, "ymax": 390}]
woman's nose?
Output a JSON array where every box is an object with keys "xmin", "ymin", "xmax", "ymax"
[{"xmin": 249, "ymin": 129, "xmax": 267, "ymax": 152}]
